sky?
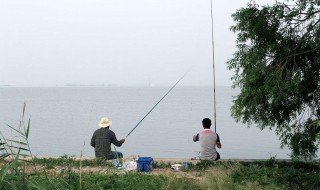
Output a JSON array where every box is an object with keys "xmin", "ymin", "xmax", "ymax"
[{"xmin": 0, "ymin": 0, "xmax": 278, "ymax": 87}]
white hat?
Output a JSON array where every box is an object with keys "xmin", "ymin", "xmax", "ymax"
[{"xmin": 99, "ymin": 117, "xmax": 112, "ymax": 128}]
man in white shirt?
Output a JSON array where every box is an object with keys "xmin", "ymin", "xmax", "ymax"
[{"xmin": 193, "ymin": 118, "xmax": 222, "ymax": 160}]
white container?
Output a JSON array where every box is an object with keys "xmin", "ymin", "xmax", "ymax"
[{"xmin": 171, "ymin": 164, "xmax": 184, "ymax": 171}]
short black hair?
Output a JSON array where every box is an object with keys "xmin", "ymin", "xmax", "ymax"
[{"xmin": 202, "ymin": 118, "xmax": 211, "ymax": 128}]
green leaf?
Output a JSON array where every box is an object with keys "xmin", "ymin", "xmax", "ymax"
[
  {"xmin": 22, "ymin": 101, "xmax": 26, "ymax": 119},
  {"xmin": 0, "ymin": 164, "xmax": 10, "ymax": 181},
  {"xmin": 18, "ymin": 158, "xmax": 31, "ymax": 163},
  {"xmin": 5, "ymin": 139, "xmax": 28, "ymax": 145},
  {"xmin": 6, "ymin": 146, "xmax": 29, "ymax": 151},
  {"xmin": 0, "ymin": 153, "xmax": 10, "ymax": 160},
  {"xmin": 18, "ymin": 154, "xmax": 31, "ymax": 157},
  {"xmin": 5, "ymin": 124, "xmax": 24, "ymax": 136},
  {"xmin": 28, "ymin": 180, "xmax": 47, "ymax": 190},
  {"xmin": 26, "ymin": 118, "xmax": 31, "ymax": 138}
]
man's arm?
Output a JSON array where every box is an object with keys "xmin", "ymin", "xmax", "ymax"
[
  {"xmin": 111, "ymin": 132, "xmax": 125, "ymax": 147},
  {"xmin": 90, "ymin": 133, "xmax": 95, "ymax": 148},
  {"xmin": 216, "ymin": 134, "xmax": 222, "ymax": 149},
  {"xmin": 193, "ymin": 134, "xmax": 199, "ymax": 142}
]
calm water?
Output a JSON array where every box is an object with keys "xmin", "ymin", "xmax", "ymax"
[{"xmin": 0, "ymin": 86, "xmax": 293, "ymax": 159}]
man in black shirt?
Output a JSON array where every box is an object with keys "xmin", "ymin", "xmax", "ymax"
[{"xmin": 90, "ymin": 117, "xmax": 125, "ymax": 159}]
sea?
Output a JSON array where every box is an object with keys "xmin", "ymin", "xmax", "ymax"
[{"xmin": 0, "ymin": 86, "xmax": 296, "ymax": 159}]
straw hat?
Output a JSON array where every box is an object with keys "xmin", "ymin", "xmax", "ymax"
[{"xmin": 99, "ymin": 117, "xmax": 112, "ymax": 128}]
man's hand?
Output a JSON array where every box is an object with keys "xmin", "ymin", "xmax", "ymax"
[
  {"xmin": 193, "ymin": 135, "xmax": 197, "ymax": 142},
  {"xmin": 217, "ymin": 142, "xmax": 222, "ymax": 149},
  {"xmin": 120, "ymin": 138, "xmax": 125, "ymax": 144}
]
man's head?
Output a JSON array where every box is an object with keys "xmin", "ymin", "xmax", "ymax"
[
  {"xmin": 99, "ymin": 117, "xmax": 112, "ymax": 128},
  {"xmin": 202, "ymin": 118, "xmax": 211, "ymax": 129}
]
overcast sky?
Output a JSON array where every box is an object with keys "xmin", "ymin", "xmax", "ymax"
[{"xmin": 0, "ymin": 0, "xmax": 277, "ymax": 87}]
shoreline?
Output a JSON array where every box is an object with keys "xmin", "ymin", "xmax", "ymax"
[{"xmin": 4, "ymin": 155, "xmax": 293, "ymax": 163}]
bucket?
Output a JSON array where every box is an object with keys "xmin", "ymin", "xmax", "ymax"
[
  {"xmin": 137, "ymin": 157, "xmax": 154, "ymax": 172},
  {"xmin": 171, "ymin": 164, "xmax": 184, "ymax": 172}
]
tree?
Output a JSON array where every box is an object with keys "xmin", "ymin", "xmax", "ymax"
[{"xmin": 227, "ymin": 0, "xmax": 320, "ymax": 159}]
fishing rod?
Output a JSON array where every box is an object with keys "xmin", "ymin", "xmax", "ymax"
[
  {"xmin": 125, "ymin": 69, "xmax": 191, "ymax": 139},
  {"xmin": 210, "ymin": 0, "xmax": 217, "ymax": 132}
]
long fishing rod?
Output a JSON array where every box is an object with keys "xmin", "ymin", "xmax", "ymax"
[
  {"xmin": 125, "ymin": 69, "xmax": 190, "ymax": 139},
  {"xmin": 210, "ymin": 0, "xmax": 217, "ymax": 132}
]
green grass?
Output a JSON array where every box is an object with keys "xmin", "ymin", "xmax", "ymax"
[
  {"xmin": 0, "ymin": 170, "xmax": 199, "ymax": 190},
  {"xmin": 231, "ymin": 160, "xmax": 320, "ymax": 190},
  {"xmin": 1, "ymin": 157, "xmax": 319, "ymax": 189},
  {"xmin": 32, "ymin": 157, "xmax": 115, "ymax": 168}
]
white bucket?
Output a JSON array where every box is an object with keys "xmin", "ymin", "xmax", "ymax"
[{"xmin": 171, "ymin": 164, "xmax": 184, "ymax": 171}]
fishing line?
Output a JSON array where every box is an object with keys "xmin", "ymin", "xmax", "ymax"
[
  {"xmin": 210, "ymin": 0, "xmax": 217, "ymax": 132},
  {"xmin": 82, "ymin": 103, "xmax": 94, "ymax": 156},
  {"xmin": 125, "ymin": 68, "xmax": 192, "ymax": 139}
]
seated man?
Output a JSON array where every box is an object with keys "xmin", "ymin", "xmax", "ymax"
[
  {"xmin": 193, "ymin": 118, "xmax": 221, "ymax": 160},
  {"xmin": 90, "ymin": 117, "xmax": 125, "ymax": 159}
]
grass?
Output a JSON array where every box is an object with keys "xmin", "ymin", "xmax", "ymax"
[
  {"xmin": 0, "ymin": 158, "xmax": 199, "ymax": 189},
  {"xmin": 232, "ymin": 160, "xmax": 320, "ymax": 189},
  {"xmin": 32, "ymin": 157, "xmax": 115, "ymax": 169},
  {"xmin": 2, "ymin": 157, "xmax": 319, "ymax": 189}
]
